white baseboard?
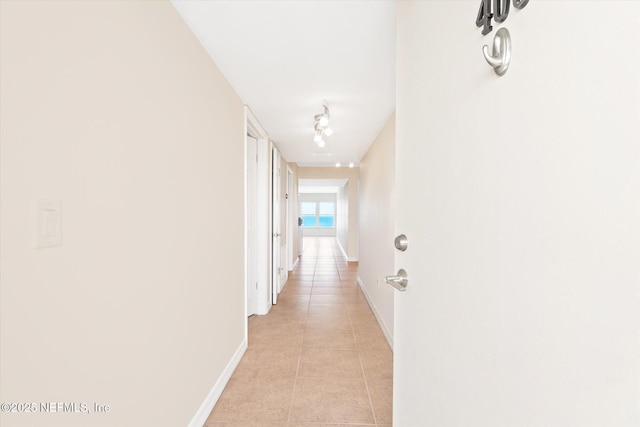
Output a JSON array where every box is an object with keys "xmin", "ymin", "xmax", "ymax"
[
  {"xmin": 357, "ymin": 277, "xmax": 394, "ymax": 350},
  {"xmin": 336, "ymin": 239, "xmax": 358, "ymax": 262},
  {"xmin": 289, "ymin": 256, "xmax": 299, "ymax": 271},
  {"xmin": 336, "ymin": 239, "xmax": 348, "ymax": 260},
  {"xmin": 188, "ymin": 339, "xmax": 247, "ymax": 427}
]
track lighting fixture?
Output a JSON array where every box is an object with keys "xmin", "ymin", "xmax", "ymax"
[{"xmin": 313, "ymin": 102, "xmax": 332, "ymax": 146}]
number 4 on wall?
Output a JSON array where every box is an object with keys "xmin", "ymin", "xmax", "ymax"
[{"xmin": 476, "ymin": 0, "xmax": 529, "ymax": 35}]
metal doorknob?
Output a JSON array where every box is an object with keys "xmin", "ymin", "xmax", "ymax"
[{"xmin": 385, "ymin": 269, "xmax": 408, "ymax": 292}]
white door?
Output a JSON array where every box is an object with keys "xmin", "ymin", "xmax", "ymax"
[
  {"xmin": 394, "ymin": 2, "xmax": 640, "ymax": 426},
  {"xmin": 287, "ymin": 167, "xmax": 294, "ymax": 270},
  {"xmin": 271, "ymin": 146, "xmax": 281, "ymax": 304},
  {"xmin": 246, "ymin": 136, "xmax": 258, "ymax": 316}
]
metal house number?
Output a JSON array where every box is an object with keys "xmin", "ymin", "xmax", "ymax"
[{"xmin": 476, "ymin": 0, "xmax": 529, "ymax": 35}]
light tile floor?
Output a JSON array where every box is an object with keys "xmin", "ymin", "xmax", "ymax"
[{"xmin": 205, "ymin": 237, "xmax": 393, "ymax": 427}]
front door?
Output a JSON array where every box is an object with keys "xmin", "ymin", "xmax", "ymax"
[{"xmin": 394, "ymin": 2, "xmax": 639, "ymax": 426}]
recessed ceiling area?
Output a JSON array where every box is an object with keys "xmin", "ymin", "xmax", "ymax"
[
  {"xmin": 171, "ymin": 1, "xmax": 396, "ymax": 167},
  {"xmin": 298, "ymin": 179, "xmax": 348, "ymax": 194}
]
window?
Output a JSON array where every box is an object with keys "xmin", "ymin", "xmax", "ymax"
[
  {"xmin": 300, "ymin": 201, "xmax": 335, "ymax": 228},
  {"xmin": 318, "ymin": 202, "xmax": 335, "ymax": 227},
  {"xmin": 301, "ymin": 202, "xmax": 317, "ymax": 227}
]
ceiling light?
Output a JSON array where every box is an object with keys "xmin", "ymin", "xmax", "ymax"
[
  {"xmin": 312, "ymin": 102, "xmax": 333, "ymax": 145},
  {"xmin": 349, "ymin": 162, "xmax": 354, "ymax": 168}
]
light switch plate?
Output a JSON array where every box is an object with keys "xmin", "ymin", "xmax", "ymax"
[{"xmin": 36, "ymin": 199, "xmax": 62, "ymax": 248}]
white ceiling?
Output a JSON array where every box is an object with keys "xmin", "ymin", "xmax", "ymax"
[
  {"xmin": 171, "ymin": 0, "xmax": 396, "ymax": 167},
  {"xmin": 298, "ymin": 178, "xmax": 348, "ymax": 194}
]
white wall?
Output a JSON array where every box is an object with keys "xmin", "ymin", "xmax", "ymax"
[
  {"xmin": 0, "ymin": 2, "xmax": 245, "ymax": 426},
  {"xmin": 297, "ymin": 167, "xmax": 359, "ymax": 260},
  {"xmin": 395, "ymin": 1, "xmax": 640, "ymax": 426},
  {"xmin": 358, "ymin": 114, "xmax": 395, "ymax": 345}
]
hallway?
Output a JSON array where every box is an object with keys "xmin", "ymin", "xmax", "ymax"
[{"xmin": 205, "ymin": 237, "xmax": 393, "ymax": 426}]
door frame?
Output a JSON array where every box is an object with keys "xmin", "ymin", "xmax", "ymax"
[
  {"xmin": 270, "ymin": 144, "xmax": 281, "ymax": 304},
  {"xmin": 246, "ymin": 135, "xmax": 258, "ymax": 317},
  {"xmin": 286, "ymin": 165, "xmax": 294, "ymax": 271},
  {"xmin": 244, "ymin": 106, "xmax": 270, "ymax": 321}
]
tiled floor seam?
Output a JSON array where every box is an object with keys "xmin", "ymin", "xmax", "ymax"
[
  {"xmin": 350, "ymin": 289, "xmax": 379, "ymax": 427},
  {"xmin": 287, "ymin": 253, "xmax": 316, "ymax": 426},
  {"xmin": 286, "ymin": 345, "xmax": 304, "ymax": 426}
]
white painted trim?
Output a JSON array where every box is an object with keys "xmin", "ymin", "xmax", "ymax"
[
  {"xmin": 187, "ymin": 339, "xmax": 248, "ymax": 427},
  {"xmin": 290, "ymin": 256, "xmax": 299, "ymax": 271},
  {"xmin": 286, "ymin": 165, "xmax": 294, "ymax": 271},
  {"xmin": 243, "ymin": 112, "xmax": 249, "ymax": 322},
  {"xmin": 257, "ymin": 140, "xmax": 270, "ymax": 315},
  {"xmin": 279, "ymin": 244, "xmax": 287, "ymax": 292},
  {"xmin": 271, "ymin": 144, "xmax": 280, "ymax": 304},
  {"xmin": 357, "ymin": 277, "xmax": 393, "ymax": 350},
  {"xmin": 245, "ymin": 106, "xmax": 267, "ymax": 139},
  {"xmin": 335, "ymin": 235, "xmax": 358, "ymax": 262},
  {"xmin": 245, "ymin": 106, "xmax": 271, "ymax": 316},
  {"xmin": 336, "ymin": 238, "xmax": 348, "ymax": 260}
]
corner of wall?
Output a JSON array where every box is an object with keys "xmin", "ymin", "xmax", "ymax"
[
  {"xmin": 187, "ymin": 339, "xmax": 247, "ymax": 427},
  {"xmin": 358, "ymin": 277, "xmax": 393, "ymax": 349}
]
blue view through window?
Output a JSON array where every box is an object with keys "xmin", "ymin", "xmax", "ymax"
[
  {"xmin": 319, "ymin": 216, "xmax": 335, "ymax": 227},
  {"xmin": 300, "ymin": 201, "xmax": 335, "ymax": 228},
  {"xmin": 302, "ymin": 215, "xmax": 317, "ymax": 227}
]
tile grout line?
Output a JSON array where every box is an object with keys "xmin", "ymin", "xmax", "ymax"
[
  {"xmin": 339, "ymin": 239, "xmax": 379, "ymax": 426},
  {"xmin": 290, "ymin": 238, "xmax": 382, "ymax": 426},
  {"xmin": 351, "ymin": 295, "xmax": 379, "ymax": 426},
  {"xmin": 335, "ymin": 237, "xmax": 379, "ymax": 426},
  {"xmin": 286, "ymin": 249, "xmax": 316, "ymax": 427},
  {"xmin": 285, "ymin": 340, "xmax": 304, "ymax": 427}
]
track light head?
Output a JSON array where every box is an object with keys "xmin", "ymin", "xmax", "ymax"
[{"xmin": 313, "ymin": 127, "xmax": 323, "ymax": 142}]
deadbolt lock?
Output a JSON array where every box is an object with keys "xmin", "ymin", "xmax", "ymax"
[{"xmin": 394, "ymin": 234, "xmax": 408, "ymax": 251}]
